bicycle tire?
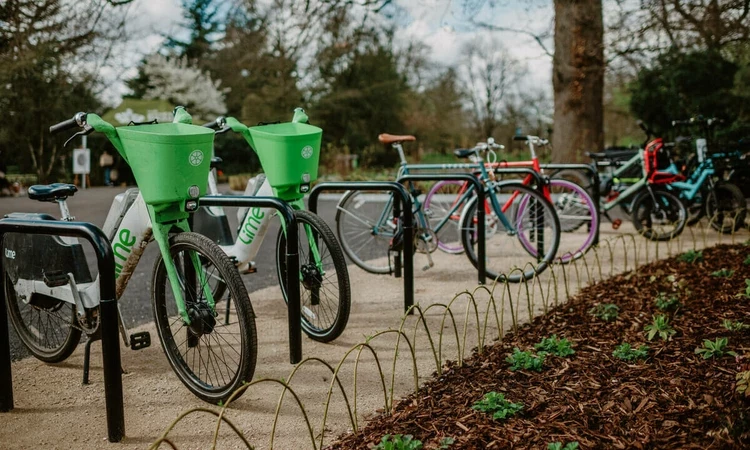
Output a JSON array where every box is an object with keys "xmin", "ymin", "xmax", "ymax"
[
  {"xmin": 6, "ymin": 275, "xmax": 81, "ymax": 363},
  {"xmin": 336, "ymin": 190, "xmax": 396, "ymax": 274},
  {"xmin": 551, "ymin": 168, "xmax": 593, "ymax": 194},
  {"xmin": 276, "ymin": 210, "xmax": 351, "ymax": 342},
  {"xmin": 539, "ymin": 179, "xmax": 598, "ymax": 263},
  {"xmin": 460, "ymin": 182, "xmax": 561, "ymax": 283},
  {"xmin": 423, "ymin": 180, "xmax": 468, "ymax": 254},
  {"xmin": 706, "ymin": 182, "xmax": 746, "ymax": 234},
  {"xmin": 631, "ymin": 188, "xmax": 687, "ymax": 241},
  {"xmin": 151, "ymin": 232, "xmax": 257, "ymax": 404}
]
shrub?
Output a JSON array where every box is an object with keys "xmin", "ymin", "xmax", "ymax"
[
  {"xmin": 588, "ymin": 303, "xmax": 620, "ymax": 322},
  {"xmin": 612, "ymin": 343, "xmax": 649, "ymax": 361},
  {"xmin": 505, "ymin": 348, "xmax": 545, "ymax": 371},
  {"xmin": 472, "ymin": 392, "xmax": 524, "ymax": 420},
  {"xmin": 644, "ymin": 315, "xmax": 676, "ymax": 341},
  {"xmin": 535, "ymin": 335, "xmax": 575, "ymax": 357}
]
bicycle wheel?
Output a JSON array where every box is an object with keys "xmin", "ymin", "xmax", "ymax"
[
  {"xmin": 460, "ymin": 182, "xmax": 561, "ymax": 283},
  {"xmin": 151, "ymin": 232, "xmax": 257, "ymax": 404},
  {"xmin": 5, "ymin": 275, "xmax": 81, "ymax": 363},
  {"xmin": 551, "ymin": 168, "xmax": 593, "ymax": 194},
  {"xmin": 544, "ymin": 179, "xmax": 598, "ymax": 262},
  {"xmin": 706, "ymin": 182, "xmax": 746, "ymax": 234},
  {"xmin": 276, "ymin": 210, "xmax": 351, "ymax": 342},
  {"xmin": 631, "ymin": 188, "xmax": 687, "ymax": 241},
  {"xmin": 336, "ymin": 190, "xmax": 396, "ymax": 274},
  {"xmin": 424, "ymin": 180, "xmax": 469, "ymax": 254}
]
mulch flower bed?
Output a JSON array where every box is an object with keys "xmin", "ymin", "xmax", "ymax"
[{"xmin": 330, "ymin": 244, "xmax": 750, "ymax": 449}]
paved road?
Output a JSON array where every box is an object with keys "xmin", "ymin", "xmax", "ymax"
[{"xmin": 0, "ymin": 185, "xmax": 340, "ymax": 360}]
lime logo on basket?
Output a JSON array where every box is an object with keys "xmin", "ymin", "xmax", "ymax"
[
  {"xmin": 189, "ymin": 150, "xmax": 204, "ymax": 166},
  {"xmin": 301, "ymin": 145, "xmax": 313, "ymax": 159}
]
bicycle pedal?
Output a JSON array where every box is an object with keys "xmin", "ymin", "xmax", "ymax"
[
  {"xmin": 129, "ymin": 332, "xmax": 151, "ymax": 350},
  {"xmin": 612, "ymin": 219, "xmax": 622, "ymax": 230},
  {"xmin": 43, "ymin": 270, "xmax": 69, "ymax": 287}
]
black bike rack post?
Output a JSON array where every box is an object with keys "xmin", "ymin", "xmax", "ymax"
[
  {"xmin": 198, "ymin": 196, "xmax": 302, "ymax": 364},
  {"xmin": 396, "ymin": 174, "xmax": 487, "ymax": 285},
  {"xmin": 307, "ymin": 182, "xmax": 415, "ymax": 313},
  {"xmin": 0, "ymin": 219, "xmax": 124, "ymax": 442},
  {"xmin": 540, "ymin": 163, "xmax": 601, "ymax": 245}
]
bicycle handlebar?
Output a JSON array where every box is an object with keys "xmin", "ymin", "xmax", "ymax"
[
  {"xmin": 50, "ymin": 112, "xmax": 86, "ymax": 135},
  {"xmin": 513, "ymin": 136, "xmax": 527, "ymax": 141}
]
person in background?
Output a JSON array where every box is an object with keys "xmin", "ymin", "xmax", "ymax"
[
  {"xmin": 0, "ymin": 150, "xmax": 10, "ymax": 196},
  {"xmin": 99, "ymin": 149, "xmax": 114, "ymax": 186}
]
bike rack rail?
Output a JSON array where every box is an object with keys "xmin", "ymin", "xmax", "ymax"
[
  {"xmin": 395, "ymin": 174, "xmax": 487, "ymax": 285},
  {"xmin": 0, "ymin": 219, "xmax": 124, "ymax": 442},
  {"xmin": 307, "ymin": 182, "xmax": 415, "ymax": 313},
  {"xmin": 198, "ymin": 195, "xmax": 302, "ymax": 364}
]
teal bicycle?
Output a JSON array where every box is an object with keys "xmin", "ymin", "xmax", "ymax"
[{"xmin": 336, "ymin": 134, "xmax": 561, "ymax": 282}]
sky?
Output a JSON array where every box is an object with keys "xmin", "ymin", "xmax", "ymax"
[{"xmin": 110, "ymin": 0, "xmax": 555, "ymax": 105}]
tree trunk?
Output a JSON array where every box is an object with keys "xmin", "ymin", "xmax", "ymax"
[{"xmin": 551, "ymin": 0, "xmax": 604, "ymax": 163}]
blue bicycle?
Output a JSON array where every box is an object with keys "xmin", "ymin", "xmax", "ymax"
[{"xmin": 669, "ymin": 117, "xmax": 746, "ymax": 233}]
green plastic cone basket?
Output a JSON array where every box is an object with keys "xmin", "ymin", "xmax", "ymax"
[
  {"xmin": 116, "ymin": 123, "xmax": 214, "ymax": 206},
  {"xmin": 248, "ymin": 122, "xmax": 322, "ymax": 200}
]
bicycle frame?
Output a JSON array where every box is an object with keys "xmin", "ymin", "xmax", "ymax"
[
  {"xmin": 598, "ymin": 152, "xmax": 648, "ymax": 212},
  {"xmin": 391, "ymin": 142, "xmax": 516, "ymax": 235}
]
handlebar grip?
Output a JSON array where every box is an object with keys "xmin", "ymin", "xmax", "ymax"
[
  {"xmin": 513, "ymin": 136, "xmax": 528, "ymax": 142},
  {"xmin": 202, "ymin": 120, "xmax": 220, "ymax": 129},
  {"xmin": 49, "ymin": 117, "xmax": 80, "ymax": 135}
]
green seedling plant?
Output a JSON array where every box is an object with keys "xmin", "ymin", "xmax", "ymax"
[
  {"xmin": 612, "ymin": 342, "xmax": 649, "ymax": 361},
  {"xmin": 438, "ymin": 437, "xmax": 455, "ymax": 449},
  {"xmin": 744, "ymin": 254, "xmax": 750, "ymax": 265},
  {"xmin": 711, "ymin": 268, "xmax": 734, "ymax": 278},
  {"xmin": 373, "ymin": 434, "xmax": 423, "ymax": 450},
  {"xmin": 678, "ymin": 249, "xmax": 703, "ymax": 263},
  {"xmin": 548, "ymin": 442, "xmax": 580, "ymax": 450},
  {"xmin": 695, "ymin": 337, "xmax": 737, "ymax": 359},
  {"xmin": 736, "ymin": 371, "xmax": 750, "ymax": 398},
  {"xmin": 722, "ymin": 319, "xmax": 749, "ymax": 331},
  {"xmin": 588, "ymin": 303, "xmax": 620, "ymax": 322},
  {"xmin": 506, "ymin": 348, "xmax": 545, "ymax": 371},
  {"xmin": 741, "ymin": 279, "xmax": 750, "ymax": 298},
  {"xmin": 472, "ymin": 392, "xmax": 524, "ymax": 420},
  {"xmin": 654, "ymin": 292, "xmax": 681, "ymax": 311},
  {"xmin": 535, "ymin": 335, "xmax": 575, "ymax": 357},
  {"xmin": 644, "ymin": 315, "xmax": 676, "ymax": 341}
]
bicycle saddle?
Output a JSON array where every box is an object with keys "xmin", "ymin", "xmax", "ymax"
[
  {"xmin": 378, "ymin": 133, "xmax": 416, "ymax": 144},
  {"xmin": 28, "ymin": 183, "xmax": 78, "ymax": 202},
  {"xmin": 454, "ymin": 148, "xmax": 479, "ymax": 159}
]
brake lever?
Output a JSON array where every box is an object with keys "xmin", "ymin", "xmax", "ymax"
[
  {"xmin": 216, "ymin": 126, "xmax": 232, "ymax": 135},
  {"xmin": 63, "ymin": 123, "xmax": 94, "ymax": 148}
]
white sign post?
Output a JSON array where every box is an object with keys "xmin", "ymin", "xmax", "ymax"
[{"xmin": 73, "ymin": 147, "xmax": 91, "ymax": 189}]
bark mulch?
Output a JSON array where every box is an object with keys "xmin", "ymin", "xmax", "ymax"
[{"xmin": 329, "ymin": 244, "xmax": 750, "ymax": 449}]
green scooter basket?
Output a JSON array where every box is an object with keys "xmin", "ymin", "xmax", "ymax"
[
  {"xmin": 247, "ymin": 122, "xmax": 322, "ymax": 200},
  {"xmin": 116, "ymin": 123, "xmax": 214, "ymax": 206}
]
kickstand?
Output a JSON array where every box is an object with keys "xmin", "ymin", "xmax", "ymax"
[{"xmin": 82, "ymin": 334, "xmax": 101, "ymax": 385}]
